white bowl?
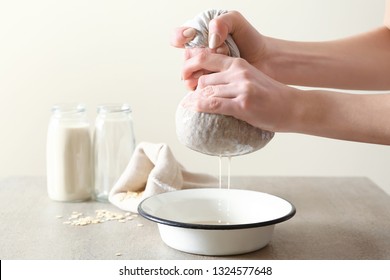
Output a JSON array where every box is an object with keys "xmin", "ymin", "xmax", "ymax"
[{"xmin": 138, "ymin": 188, "xmax": 296, "ymax": 256}]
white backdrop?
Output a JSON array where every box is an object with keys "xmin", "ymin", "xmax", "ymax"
[{"xmin": 1, "ymin": 0, "xmax": 389, "ymax": 193}]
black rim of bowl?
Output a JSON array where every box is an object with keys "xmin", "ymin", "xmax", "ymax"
[{"xmin": 138, "ymin": 190, "xmax": 296, "ymax": 230}]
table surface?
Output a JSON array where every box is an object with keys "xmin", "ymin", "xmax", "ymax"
[{"xmin": 1, "ymin": 176, "xmax": 390, "ymax": 260}]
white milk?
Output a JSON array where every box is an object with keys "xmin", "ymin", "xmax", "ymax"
[{"xmin": 46, "ymin": 106, "xmax": 92, "ymax": 201}]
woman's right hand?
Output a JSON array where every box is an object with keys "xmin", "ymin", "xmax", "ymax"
[{"xmin": 170, "ymin": 11, "xmax": 271, "ymax": 88}]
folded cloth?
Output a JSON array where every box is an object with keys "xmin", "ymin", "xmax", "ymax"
[{"xmin": 108, "ymin": 142, "xmax": 218, "ymax": 213}]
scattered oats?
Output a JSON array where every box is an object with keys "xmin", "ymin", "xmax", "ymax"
[
  {"xmin": 137, "ymin": 223, "xmax": 144, "ymax": 227},
  {"xmin": 71, "ymin": 216, "xmax": 95, "ymax": 226},
  {"xmin": 61, "ymin": 209, "xmax": 139, "ymax": 226},
  {"xmin": 68, "ymin": 212, "xmax": 83, "ymax": 220},
  {"xmin": 56, "ymin": 215, "xmax": 63, "ymax": 219},
  {"xmin": 123, "ymin": 191, "xmax": 143, "ymax": 201},
  {"xmin": 63, "ymin": 221, "xmax": 71, "ymax": 225},
  {"xmin": 115, "ymin": 252, "xmax": 122, "ymax": 257}
]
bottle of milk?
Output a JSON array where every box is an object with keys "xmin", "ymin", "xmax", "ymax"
[
  {"xmin": 46, "ymin": 104, "xmax": 92, "ymax": 202},
  {"xmin": 93, "ymin": 104, "xmax": 135, "ymax": 202}
]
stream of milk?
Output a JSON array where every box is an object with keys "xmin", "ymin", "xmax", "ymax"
[
  {"xmin": 218, "ymin": 155, "xmax": 232, "ymax": 190},
  {"xmin": 217, "ymin": 155, "xmax": 232, "ymax": 224}
]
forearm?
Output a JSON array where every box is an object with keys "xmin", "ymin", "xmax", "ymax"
[
  {"xmin": 287, "ymin": 89, "xmax": 390, "ymax": 144},
  {"xmin": 262, "ymin": 27, "xmax": 390, "ymax": 90}
]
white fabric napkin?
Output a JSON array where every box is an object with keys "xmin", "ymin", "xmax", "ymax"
[{"xmin": 108, "ymin": 142, "xmax": 218, "ymax": 213}]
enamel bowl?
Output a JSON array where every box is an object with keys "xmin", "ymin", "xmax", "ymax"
[{"xmin": 138, "ymin": 188, "xmax": 296, "ymax": 256}]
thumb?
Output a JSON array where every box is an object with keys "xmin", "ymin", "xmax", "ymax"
[{"xmin": 208, "ymin": 11, "xmax": 241, "ymax": 49}]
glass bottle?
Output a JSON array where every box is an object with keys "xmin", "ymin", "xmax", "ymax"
[
  {"xmin": 46, "ymin": 104, "xmax": 93, "ymax": 202},
  {"xmin": 93, "ymin": 104, "xmax": 135, "ymax": 202}
]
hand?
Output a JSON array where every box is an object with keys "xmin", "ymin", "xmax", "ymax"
[
  {"xmin": 171, "ymin": 11, "xmax": 270, "ymax": 89},
  {"xmin": 181, "ymin": 51, "xmax": 298, "ymax": 132}
]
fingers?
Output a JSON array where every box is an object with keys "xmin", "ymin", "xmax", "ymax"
[
  {"xmin": 196, "ymin": 95, "xmax": 235, "ymax": 116},
  {"xmin": 170, "ymin": 27, "xmax": 197, "ymax": 48},
  {"xmin": 208, "ymin": 20, "xmax": 228, "ymax": 49},
  {"xmin": 181, "ymin": 90, "xmax": 237, "ymax": 117},
  {"xmin": 183, "ymin": 48, "xmax": 204, "ymax": 60},
  {"xmin": 215, "ymin": 43, "xmax": 230, "ymax": 55},
  {"xmin": 182, "ymin": 50, "xmax": 239, "ymax": 90},
  {"xmin": 198, "ymin": 84, "xmax": 238, "ymax": 99},
  {"xmin": 184, "ymin": 71, "xmax": 204, "ymax": 90},
  {"xmin": 184, "ymin": 72, "xmax": 230, "ymax": 92},
  {"xmin": 208, "ymin": 11, "xmax": 242, "ymax": 49},
  {"xmin": 197, "ymin": 72, "xmax": 230, "ymax": 90},
  {"xmin": 182, "ymin": 51, "xmax": 233, "ymax": 80},
  {"xmin": 171, "ymin": 11, "xmax": 243, "ymax": 50}
]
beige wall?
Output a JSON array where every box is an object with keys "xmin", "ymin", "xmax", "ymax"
[{"xmin": 1, "ymin": 0, "xmax": 390, "ymax": 193}]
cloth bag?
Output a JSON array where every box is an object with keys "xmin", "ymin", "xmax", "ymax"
[
  {"xmin": 184, "ymin": 9, "xmax": 240, "ymax": 57},
  {"xmin": 176, "ymin": 9, "xmax": 274, "ymax": 157}
]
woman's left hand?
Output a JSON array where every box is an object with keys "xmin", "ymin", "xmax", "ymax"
[{"xmin": 181, "ymin": 50, "xmax": 299, "ymax": 132}]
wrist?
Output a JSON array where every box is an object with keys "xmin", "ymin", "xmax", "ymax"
[{"xmin": 278, "ymin": 86, "xmax": 304, "ymax": 133}]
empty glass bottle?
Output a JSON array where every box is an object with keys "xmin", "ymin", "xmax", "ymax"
[{"xmin": 93, "ymin": 104, "xmax": 135, "ymax": 202}]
